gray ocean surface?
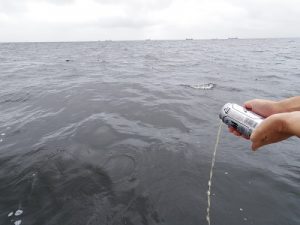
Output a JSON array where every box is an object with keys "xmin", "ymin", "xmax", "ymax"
[{"xmin": 0, "ymin": 39, "xmax": 299, "ymax": 225}]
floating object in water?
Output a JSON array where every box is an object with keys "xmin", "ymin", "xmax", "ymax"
[
  {"xmin": 15, "ymin": 210, "xmax": 23, "ymax": 216},
  {"xmin": 8, "ymin": 212, "xmax": 13, "ymax": 217},
  {"xmin": 180, "ymin": 83, "xmax": 216, "ymax": 90}
]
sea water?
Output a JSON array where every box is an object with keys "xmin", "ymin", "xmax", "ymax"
[{"xmin": 0, "ymin": 39, "xmax": 299, "ymax": 225}]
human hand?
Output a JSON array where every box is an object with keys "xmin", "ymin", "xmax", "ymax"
[
  {"xmin": 250, "ymin": 113, "xmax": 292, "ymax": 151},
  {"xmin": 243, "ymin": 99, "xmax": 281, "ymax": 117},
  {"xmin": 228, "ymin": 98, "xmax": 300, "ymax": 150},
  {"xmin": 228, "ymin": 99, "xmax": 280, "ymax": 138}
]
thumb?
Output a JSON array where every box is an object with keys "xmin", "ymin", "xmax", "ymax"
[
  {"xmin": 250, "ymin": 130, "xmax": 262, "ymax": 151},
  {"xmin": 244, "ymin": 101, "xmax": 253, "ymax": 110},
  {"xmin": 251, "ymin": 142, "xmax": 261, "ymax": 151}
]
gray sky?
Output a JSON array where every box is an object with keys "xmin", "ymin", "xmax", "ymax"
[{"xmin": 0, "ymin": 0, "xmax": 300, "ymax": 42}]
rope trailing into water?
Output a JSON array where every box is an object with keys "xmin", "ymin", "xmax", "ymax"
[{"xmin": 206, "ymin": 121, "xmax": 223, "ymax": 225}]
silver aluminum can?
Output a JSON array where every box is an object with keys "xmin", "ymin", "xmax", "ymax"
[{"xmin": 219, "ymin": 103, "xmax": 264, "ymax": 138}]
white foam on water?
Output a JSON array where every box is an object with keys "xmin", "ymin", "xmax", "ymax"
[
  {"xmin": 206, "ymin": 121, "xmax": 223, "ymax": 225},
  {"xmin": 1, "ymin": 133, "xmax": 5, "ymax": 136},
  {"xmin": 0, "ymin": 139, "xmax": 3, "ymax": 142},
  {"xmin": 14, "ymin": 220, "xmax": 22, "ymax": 225},
  {"xmin": 180, "ymin": 83, "xmax": 216, "ymax": 90},
  {"xmin": 15, "ymin": 210, "xmax": 23, "ymax": 216}
]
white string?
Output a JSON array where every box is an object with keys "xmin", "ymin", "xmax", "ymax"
[{"xmin": 206, "ymin": 121, "xmax": 223, "ymax": 225}]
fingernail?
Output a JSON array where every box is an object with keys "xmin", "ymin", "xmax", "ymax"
[{"xmin": 244, "ymin": 103, "xmax": 251, "ymax": 109}]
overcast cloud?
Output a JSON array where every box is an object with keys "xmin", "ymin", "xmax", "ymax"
[{"xmin": 0, "ymin": 0, "xmax": 299, "ymax": 42}]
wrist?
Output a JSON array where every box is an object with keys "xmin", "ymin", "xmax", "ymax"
[
  {"xmin": 284, "ymin": 112, "xmax": 300, "ymax": 137},
  {"xmin": 273, "ymin": 101, "xmax": 286, "ymax": 114},
  {"xmin": 277, "ymin": 96, "xmax": 300, "ymax": 113}
]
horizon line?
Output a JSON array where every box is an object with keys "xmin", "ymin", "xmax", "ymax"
[{"xmin": 0, "ymin": 36, "xmax": 299, "ymax": 44}]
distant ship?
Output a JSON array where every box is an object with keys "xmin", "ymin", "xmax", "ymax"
[
  {"xmin": 227, "ymin": 37, "xmax": 239, "ymax": 40},
  {"xmin": 185, "ymin": 38, "xmax": 194, "ymax": 40}
]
